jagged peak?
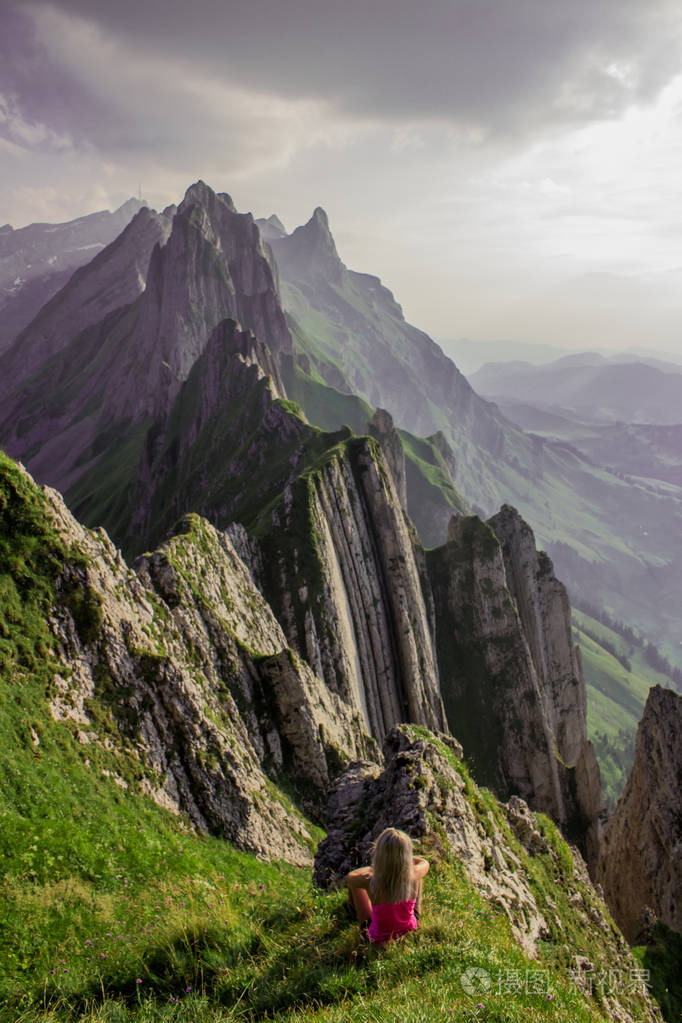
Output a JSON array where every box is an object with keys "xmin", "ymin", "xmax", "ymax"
[
  {"xmin": 310, "ymin": 206, "xmax": 329, "ymax": 229},
  {"xmin": 178, "ymin": 180, "xmax": 236, "ymax": 216},
  {"xmin": 266, "ymin": 213, "xmax": 287, "ymax": 234},
  {"xmin": 269, "ymin": 204, "xmax": 344, "ymax": 283}
]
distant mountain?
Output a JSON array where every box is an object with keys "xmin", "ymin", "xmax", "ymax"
[
  {"xmin": 496, "ymin": 401, "xmax": 682, "ymax": 490},
  {"xmin": 439, "ymin": 337, "xmax": 571, "ymax": 374},
  {"xmin": 469, "ymin": 353, "xmax": 682, "ymax": 425},
  {"xmin": 0, "ymin": 198, "xmax": 146, "ymax": 353},
  {"xmin": 265, "ymin": 208, "xmax": 682, "ymax": 668}
]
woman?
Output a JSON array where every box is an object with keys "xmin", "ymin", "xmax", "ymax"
[{"xmin": 345, "ymin": 827, "xmax": 429, "ymax": 944}]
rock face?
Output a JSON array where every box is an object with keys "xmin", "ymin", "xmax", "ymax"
[
  {"xmin": 313, "ymin": 726, "xmax": 659, "ymax": 1023},
  {"xmin": 598, "ymin": 685, "xmax": 682, "ymax": 942},
  {"xmin": 367, "ymin": 408, "xmax": 408, "ymax": 512},
  {"xmin": 0, "ymin": 181, "xmax": 292, "ymax": 494},
  {"xmin": 0, "ymin": 180, "xmax": 602, "ymax": 865},
  {"xmin": 257, "ymin": 436, "xmax": 447, "ymax": 742},
  {"xmin": 0, "ymin": 198, "xmax": 146, "ymax": 353},
  {"xmin": 14, "ymin": 459, "xmax": 375, "ymax": 859},
  {"xmin": 427, "ymin": 508, "xmax": 603, "ymax": 871}
]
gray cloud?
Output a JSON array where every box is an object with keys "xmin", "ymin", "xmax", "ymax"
[{"xmin": 14, "ymin": 0, "xmax": 682, "ymax": 141}]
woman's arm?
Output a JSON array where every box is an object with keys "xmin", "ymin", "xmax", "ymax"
[
  {"xmin": 413, "ymin": 857, "xmax": 430, "ymax": 879},
  {"xmin": 345, "ymin": 866, "xmax": 372, "ymax": 890}
]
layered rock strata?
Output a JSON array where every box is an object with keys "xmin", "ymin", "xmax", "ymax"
[
  {"xmin": 258, "ymin": 437, "xmax": 447, "ymax": 742},
  {"xmin": 598, "ymin": 685, "xmax": 682, "ymax": 942},
  {"xmin": 427, "ymin": 509, "xmax": 602, "ymax": 871},
  {"xmin": 31, "ymin": 463, "xmax": 375, "ymax": 859}
]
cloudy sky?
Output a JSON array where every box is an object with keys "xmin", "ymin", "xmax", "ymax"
[{"xmin": 3, "ymin": 0, "xmax": 682, "ymax": 356}]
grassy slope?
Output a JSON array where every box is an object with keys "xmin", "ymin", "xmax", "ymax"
[
  {"xmin": 573, "ymin": 609, "xmax": 674, "ymax": 808},
  {"xmin": 0, "ymin": 449, "xmax": 665, "ymax": 1023}
]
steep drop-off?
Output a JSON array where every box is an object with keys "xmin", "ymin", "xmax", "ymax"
[
  {"xmin": 599, "ymin": 685, "xmax": 682, "ymax": 942},
  {"xmin": 1, "ymin": 453, "xmax": 375, "ymax": 854},
  {"xmin": 427, "ymin": 509, "xmax": 602, "ymax": 870}
]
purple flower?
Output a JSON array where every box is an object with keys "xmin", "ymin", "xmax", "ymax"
[
  {"xmin": 136, "ymin": 978, "xmax": 143, "ymax": 984},
  {"xmin": 185, "ymin": 985, "xmax": 191, "ymax": 993}
]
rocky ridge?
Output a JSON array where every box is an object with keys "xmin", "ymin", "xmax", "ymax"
[
  {"xmin": 0, "ymin": 181, "xmax": 602, "ymax": 867},
  {"xmin": 19, "ymin": 459, "xmax": 375, "ymax": 860},
  {"xmin": 598, "ymin": 685, "xmax": 682, "ymax": 942},
  {"xmin": 0, "ymin": 205, "xmax": 174, "ymax": 400}
]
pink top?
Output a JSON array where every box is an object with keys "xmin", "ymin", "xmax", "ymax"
[{"xmin": 368, "ymin": 898, "xmax": 418, "ymax": 944}]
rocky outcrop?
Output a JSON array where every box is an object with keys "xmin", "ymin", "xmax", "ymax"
[
  {"xmin": 427, "ymin": 509, "xmax": 602, "ymax": 871},
  {"xmin": 489, "ymin": 505, "xmax": 603, "ymax": 866},
  {"xmin": 598, "ymin": 685, "xmax": 682, "ymax": 942},
  {"xmin": 313, "ymin": 726, "xmax": 660, "ymax": 1023},
  {"xmin": 26, "ymin": 462, "xmax": 375, "ymax": 859},
  {"xmin": 314, "ymin": 726, "xmax": 549, "ymax": 955},
  {"xmin": 367, "ymin": 408, "xmax": 408, "ymax": 512}
]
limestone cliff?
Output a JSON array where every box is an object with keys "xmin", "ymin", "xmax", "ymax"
[
  {"xmin": 598, "ymin": 685, "xmax": 682, "ymax": 942},
  {"xmin": 256, "ymin": 435, "xmax": 447, "ymax": 742},
  {"xmin": 427, "ymin": 509, "xmax": 602, "ymax": 870},
  {"xmin": 9, "ymin": 458, "xmax": 374, "ymax": 860}
]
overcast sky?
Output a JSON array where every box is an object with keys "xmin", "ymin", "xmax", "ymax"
[{"xmin": 3, "ymin": 0, "xmax": 682, "ymax": 355}]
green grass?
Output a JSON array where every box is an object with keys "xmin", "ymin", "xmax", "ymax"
[
  {"xmin": 0, "ymin": 452, "xmax": 666, "ymax": 1023},
  {"xmin": 634, "ymin": 922, "xmax": 682, "ymax": 1023},
  {"xmin": 2, "ymin": 841, "xmax": 635, "ymax": 1023},
  {"xmin": 573, "ymin": 608, "xmax": 674, "ymax": 807}
]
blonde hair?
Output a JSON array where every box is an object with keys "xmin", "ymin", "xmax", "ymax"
[{"xmin": 369, "ymin": 827, "xmax": 415, "ymax": 903}]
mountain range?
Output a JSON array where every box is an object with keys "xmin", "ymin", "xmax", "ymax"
[
  {"xmin": 469, "ymin": 352, "xmax": 682, "ymax": 426},
  {"xmin": 1, "ymin": 179, "xmax": 680, "ymax": 1021},
  {"xmin": 0, "ymin": 197, "xmax": 147, "ymax": 355}
]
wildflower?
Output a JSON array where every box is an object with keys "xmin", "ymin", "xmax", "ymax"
[
  {"xmin": 185, "ymin": 985, "xmax": 191, "ymax": 993},
  {"xmin": 136, "ymin": 978, "xmax": 143, "ymax": 985},
  {"xmin": 258, "ymin": 884, "xmax": 264, "ymax": 890}
]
